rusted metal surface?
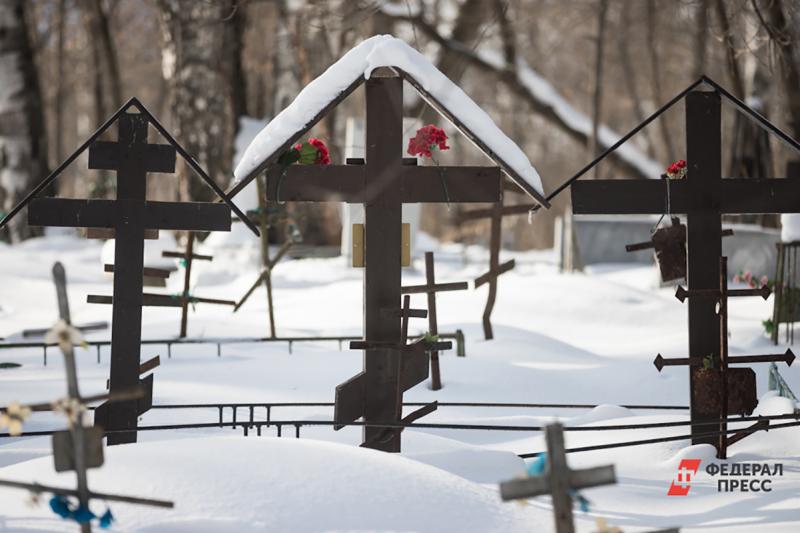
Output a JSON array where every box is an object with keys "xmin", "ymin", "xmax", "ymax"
[
  {"xmin": 653, "ymin": 257, "xmax": 793, "ymax": 458},
  {"xmin": 572, "ymin": 90, "xmax": 800, "ymax": 452}
]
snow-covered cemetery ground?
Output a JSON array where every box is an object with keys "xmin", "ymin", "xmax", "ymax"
[{"xmin": 0, "ymin": 230, "xmax": 798, "ymax": 532}]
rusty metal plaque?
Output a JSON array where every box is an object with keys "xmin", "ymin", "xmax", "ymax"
[{"xmin": 692, "ymin": 367, "xmax": 758, "ymax": 417}]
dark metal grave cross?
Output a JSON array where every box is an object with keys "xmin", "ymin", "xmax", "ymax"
[
  {"xmin": 572, "ymin": 90, "xmax": 800, "ymax": 448},
  {"xmin": 27, "ymin": 111, "xmax": 231, "ymax": 445},
  {"xmin": 499, "ymin": 423, "xmax": 617, "ymax": 533},
  {"xmin": 654, "ymin": 256, "xmax": 794, "ymax": 458},
  {"xmin": 401, "ymin": 251, "xmax": 468, "ymax": 390},
  {"xmin": 461, "ymin": 199, "xmax": 534, "ymax": 339},
  {"xmin": 264, "ymin": 72, "xmax": 501, "ymax": 451},
  {"xmin": 161, "ymin": 233, "xmax": 236, "ymax": 338}
]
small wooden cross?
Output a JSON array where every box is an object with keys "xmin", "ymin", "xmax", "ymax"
[
  {"xmin": 401, "ymin": 251, "xmax": 468, "ymax": 389},
  {"xmin": 27, "ymin": 111, "xmax": 231, "ymax": 445},
  {"xmin": 0, "ymin": 321, "xmax": 174, "ymax": 532},
  {"xmin": 22, "ymin": 262, "xmax": 108, "ymax": 338},
  {"xmin": 461, "ymin": 198, "xmax": 535, "ymax": 339},
  {"xmin": 233, "ymin": 192, "xmax": 302, "ymax": 337},
  {"xmin": 654, "ymin": 256, "xmax": 794, "ymax": 458},
  {"xmin": 572, "ymin": 88, "xmax": 800, "ymax": 447},
  {"xmin": 500, "ymin": 423, "xmax": 616, "ymax": 533},
  {"xmin": 160, "ymin": 232, "xmax": 236, "ymax": 338}
]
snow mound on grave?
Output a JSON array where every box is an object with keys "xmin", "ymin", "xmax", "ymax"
[
  {"xmin": 0, "ymin": 436, "xmax": 540, "ymax": 532},
  {"xmin": 754, "ymin": 391, "xmax": 797, "ymax": 416},
  {"xmin": 235, "ymin": 34, "xmax": 544, "ymax": 196},
  {"xmin": 566, "ymin": 404, "xmax": 633, "ymax": 426},
  {"xmin": 660, "ymin": 444, "xmax": 718, "ymax": 469}
]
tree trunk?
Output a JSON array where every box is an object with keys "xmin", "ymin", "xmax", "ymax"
[
  {"xmin": 0, "ymin": 0, "xmax": 48, "ymax": 241},
  {"xmin": 590, "ymin": 0, "xmax": 609, "ymax": 178},
  {"xmin": 692, "ymin": 0, "xmax": 710, "ymax": 79},
  {"xmin": 159, "ymin": 0, "xmax": 237, "ymax": 201},
  {"xmin": 83, "ymin": 0, "xmax": 122, "ymax": 110},
  {"xmin": 762, "ymin": 0, "xmax": 800, "ymax": 138},
  {"xmin": 646, "ymin": 0, "xmax": 676, "ymax": 163}
]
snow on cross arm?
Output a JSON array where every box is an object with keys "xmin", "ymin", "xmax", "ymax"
[{"xmin": 234, "ymin": 34, "xmax": 546, "ymax": 200}]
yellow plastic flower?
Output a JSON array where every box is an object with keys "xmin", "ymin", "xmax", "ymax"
[
  {"xmin": 0, "ymin": 401, "xmax": 32, "ymax": 436},
  {"xmin": 44, "ymin": 320, "xmax": 87, "ymax": 352}
]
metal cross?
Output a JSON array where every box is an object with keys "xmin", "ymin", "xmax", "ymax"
[
  {"xmin": 571, "ymin": 90, "xmax": 800, "ymax": 447},
  {"xmin": 27, "ymin": 112, "xmax": 230, "ymax": 445},
  {"xmin": 654, "ymin": 256, "xmax": 794, "ymax": 458}
]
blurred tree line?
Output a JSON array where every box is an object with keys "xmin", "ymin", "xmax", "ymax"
[{"xmin": 1, "ymin": 0, "xmax": 799, "ymax": 247}]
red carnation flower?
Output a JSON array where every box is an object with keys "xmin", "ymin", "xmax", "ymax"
[
  {"xmin": 408, "ymin": 125, "xmax": 450, "ymax": 159},
  {"xmin": 666, "ymin": 159, "xmax": 687, "ymax": 179},
  {"xmin": 309, "ymin": 138, "xmax": 331, "ymax": 165}
]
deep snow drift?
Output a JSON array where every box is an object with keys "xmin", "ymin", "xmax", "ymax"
[{"xmin": 0, "ymin": 232, "xmax": 798, "ymax": 532}]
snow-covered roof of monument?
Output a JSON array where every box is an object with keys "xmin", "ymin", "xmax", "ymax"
[{"xmin": 233, "ymin": 35, "xmax": 548, "ymax": 207}]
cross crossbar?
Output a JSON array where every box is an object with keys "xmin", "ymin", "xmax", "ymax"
[{"xmin": 28, "ymin": 198, "xmax": 230, "ymax": 231}]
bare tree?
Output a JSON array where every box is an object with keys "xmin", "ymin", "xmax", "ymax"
[
  {"xmin": 158, "ymin": 0, "xmax": 239, "ymax": 201},
  {"xmin": 752, "ymin": 0, "xmax": 800, "ymax": 138},
  {"xmin": 714, "ymin": 0, "xmax": 745, "ymax": 98},
  {"xmin": 0, "ymin": 0, "xmax": 48, "ymax": 241},
  {"xmin": 590, "ymin": 0, "xmax": 609, "ymax": 177},
  {"xmin": 693, "ymin": 0, "xmax": 711, "ymax": 79},
  {"xmin": 646, "ymin": 0, "xmax": 676, "ymax": 163}
]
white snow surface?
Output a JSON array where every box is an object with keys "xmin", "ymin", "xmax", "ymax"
[
  {"xmin": 0, "ymin": 437, "xmax": 537, "ymax": 532},
  {"xmin": 1, "ymin": 232, "xmax": 799, "ymax": 532},
  {"xmin": 234, "ymin": 35, "xmax": 545, "ymax": 197},
  {"xmin": 780, "ymin": 214, "xmax": 800, "ymax": 242}
]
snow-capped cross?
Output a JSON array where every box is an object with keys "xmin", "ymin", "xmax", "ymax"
[{"xmin": 229, "ymin": 36, "xmax": 548, "ymax": 452}]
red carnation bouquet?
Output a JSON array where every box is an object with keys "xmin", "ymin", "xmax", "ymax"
[
  {"xmin": 666, "ymin": 159, "xmax": 687, "ymax": 179},
  {"xmin": 279, "ymin": 138, "xmax": 331, "ymax": 166},
  {"xmin": 408, "ymin": 125, "xmax": 449, "ymax": 159}
]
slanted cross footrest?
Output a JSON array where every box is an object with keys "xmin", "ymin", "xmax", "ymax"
[{"xmin": 475, "ymin": 259, "xmax": 515, "ymax": 288}]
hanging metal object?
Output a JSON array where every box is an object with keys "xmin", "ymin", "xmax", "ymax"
[{"xmin": 626, "ymin": 217, "xmax": 687, "ymax": 282}]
